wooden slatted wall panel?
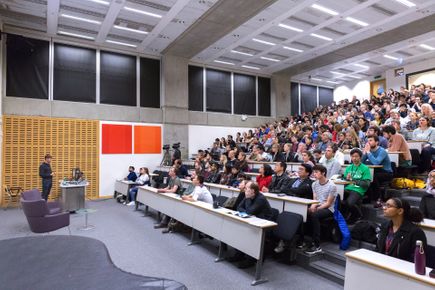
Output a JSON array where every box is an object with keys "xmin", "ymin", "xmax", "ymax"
[{"xmin": 2, "ymin": 115, "xmax": 99, "ymax": 205}]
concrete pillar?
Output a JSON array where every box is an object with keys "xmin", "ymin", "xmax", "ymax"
[
  {"xmin": 271, "ymin": 73, "xmax": 291, "ymax": 119},
  {"xmin": 161, "ymin": 54, "xmax": 189, "ymax": 158}
]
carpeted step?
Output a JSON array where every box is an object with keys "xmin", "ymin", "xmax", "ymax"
[{"xmin": 309, "ymin": 259, "xmax": 345, "ymax": 285}]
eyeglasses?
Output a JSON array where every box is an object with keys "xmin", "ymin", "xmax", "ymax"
[{"xmin": 382, "ymin": 203, "xmax": 398, "ymax": 209}]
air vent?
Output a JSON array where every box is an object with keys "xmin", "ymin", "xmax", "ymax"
[
  {"xmin": 365, "ymin": 60, "xmax": 381, "ymax": 65},
  {"xmin": 60, "ymin": 5, "xmax": 105, "ymax": 18},
  {"xmin": 246, "ymin": 62, "xmax": 268, "ymax": 68},
  {"xmin": 58, "ymin": 24, "xmax": 98, "ymax": 35},
  {"xmin": 396, "ymin": 50, "xmax": 413, "ymax": 57},
  {"xmin": 0, "ymin": 9, "xmax": 46, "ymax": 25},
  {"xmin": 107, "ymin": 34, "xmax": 142, "ymax": 43},
  {"xmin": 116, "ymin": 18, "xmax": 154, "ymax": 31},
  {"xmin": 337, "ymin": 68, "xmax": 354, "ymax": 73},
  {"xmin": 268, "ymin": 53, "xmax": 287, "ymax": 60},
  {"xmin": 259, "ymin": 32, "xmax": 286, "ymax": 42},
  {"xmin": 219, "ymin": 56, "xmax": 242, "ymax": 63},
  {"xmin": 371, "ymin": 4, "xmax": 396, "ymax": 16},
  {"xmin": 235, "ymin": 46, "xmax": 261, "ymax": 54},
  {"xmin": 291, "ymin": 41, "xmax": 315, "ymax": 49},
  {"xmin": 23, "ymin": 0, "xmax": 47, "ymax": 5},
  {"xmin": 322, "ymin": 27, "xmax": 346, "ymax": 36},
  {"xmin": 288, "ymin": 16, "xmax": 316, "ymax": 27},
  {"xmin": 128, "ymin": 0, "xmax": 171, "ymax": 12}
]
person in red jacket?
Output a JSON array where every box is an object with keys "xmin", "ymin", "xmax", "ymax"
[{"xmin": 256, "ymin": 164, "xmax": 273, "ymax": 190}]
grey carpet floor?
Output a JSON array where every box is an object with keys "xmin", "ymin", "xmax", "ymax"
[{"xmin": 0, "ymin": 199, "xmax": 343, "ymax": 290}]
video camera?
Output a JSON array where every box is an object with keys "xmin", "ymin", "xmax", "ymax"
[
  {"xmin": 172, "ymin": 142, "xmax": 180, "ymax": 149},
  {"xmin": 162, "ymin": 144, "xmax": 170, "ymax": 150}
]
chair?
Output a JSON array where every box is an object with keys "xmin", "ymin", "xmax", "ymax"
[
  {"xmin": 273, "ymin": 211, "xmax": 303, "ymax": 262},
  {"xmin": 21, "ymin": 198, "xmax": 70, "ymax": 234},
  {"xmin": 21, "ymin": 189, "xmax": 62, "ymax": 214},
  {"xmin": 3, "ymin": 185, "xmax": 23, "ymax": 210}
]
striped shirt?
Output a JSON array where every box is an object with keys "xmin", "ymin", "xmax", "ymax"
[{"xmin": 312, "ymin": 180, "xmax": 338, "ymax": 213}]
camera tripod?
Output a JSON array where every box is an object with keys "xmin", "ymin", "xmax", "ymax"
[{"xmin": 160, "ymin": 149, "xmax": 172, "ymax": 166}]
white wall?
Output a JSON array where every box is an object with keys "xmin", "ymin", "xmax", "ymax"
[
  {"xmin": 333, "ymin": 80, "xmax": 371, "ymax": 102},
  {"xmin": 386, "ymin": 58, "xmax": 435, "ymax": 91},
  {"xmin": 188, "ymin": 125, "xmax": 253, "ymax": 156},
  {"xmin": 99, "ymin": 121, "xmax": 163, "ymax": 197}
]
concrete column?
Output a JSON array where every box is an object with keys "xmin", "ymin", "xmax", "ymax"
[
  {"xmin": 271, "ymin": 73, "xmax": 291, "ymax": 119},
  {"xmin": 161, "ymin": 54, "xmax": 189, "ymax": 158}
]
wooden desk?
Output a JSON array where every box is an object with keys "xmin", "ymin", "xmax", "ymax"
[
  {"xmin": 345, "ymin": 249, "xmax": 435, "ymax": 290},
  {"xmin": 180, "ymin": 179, "xmax": 318, "ymax": 222},
  {"xmin": 419, "ymin": 219, "xmax": 435, "ymax": 246},
  {"xmin": 245, "ymin": 172, "xmax": 260, "ymax": 181},
  {"xmin": 341, "ymin": 164, "xmax": 383, "ymax": 181},
  {"xmin": 136, "ymin": 185, "xmax": 277, "ymax": 286},
  {"xmin": 342, "ymin": 151, "xmax": 402, "ymax": 165},
  {"xmin": 247, "ymin": 161, "xmax": 303, "ymax": 173}
]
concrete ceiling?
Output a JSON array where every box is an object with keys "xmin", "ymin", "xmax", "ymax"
[{"xmin": 1, "ymin": 0, "xmax": 435, "ymax": 86}]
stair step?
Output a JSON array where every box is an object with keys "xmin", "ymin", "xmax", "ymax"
[
  {"xmin": 402, "ymin": 195, "xmax": 421, "ymax": 207},
  {"xmin": 310, "ymin": 259, "xmax": 345, "ymax": 285}
]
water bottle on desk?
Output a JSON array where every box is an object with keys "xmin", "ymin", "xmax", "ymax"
[{"xmin": 414, "ymin": 240, "xmax": 426, "ymax": 275}]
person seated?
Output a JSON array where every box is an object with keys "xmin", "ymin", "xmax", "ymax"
[
  {"xmin": 303, "ymin": 165, "xmax": 338, "ymax": 255},
  {"xmin": 281, "ymin": 143, "xmax": 295, "ymax": 162},
  {"xmin": 154, "ymin": 167, "xmax": 183, "ymax": 233},
  {"xmin": 364, "ymin": 125, "xmax": 388, "ymax": 149},
  {"xmin": 413, "ymin": 116, "xmax": 435, "ymax": 173},
  {"xmin": 377, "ymin": 198, "xmax": 427, "ymax": 262},
  {"xmin": 174, "ymin": 159, "xmax": 189, "ymax": 178},
  {"xmin": 287, "ymin": 164, "xmax": 313, "ymax": 199},
  {"xmin": 382, "ymin": 125, "xmax": 412, "ymax": 168},
  {"xmin": 126, "ymin": 167, "xmax": 151, "ymax": 206},
  {"xmin": 254, "ymin": 144, "xmax": 272, "ymax": 162},
  {"xmin": 319, "ymin": 145, "xmax": 341, "ymax": 179},
  {"xmin": 342, "ymin": 149, "xmax": 371, "ymax": 223},
  {"xmin": 182, "ymin": 175, "xmax": 213, "ymax": 204},
  {"xmin": 228, "ymin": 166, "xmax": 241, "ymax": 187},
  {"xmin": 362, "ymin": 135, "xmax": 393, "ymax": 201},
  {"xmin": 301, "ymin": 151, "xmax": 315, "ymax": 167},
  {"xmin": 291, "ymin": 143, "xmax": 307, "ymax": 162},
  {"xmin": 420, "ymin": 170, "xmax": 435, "ymax": 219},
  {"xmin": 125, "ymin": 166, "xmax": 137, "ymax": 182},
  {"xmin": 237, "ymin": 151, "xmax": 249, "ymax": 172},
  {"xmin": 316, "ymin": 132, "xmax": 332, "ymax": 152},
  {"xmin": 270, "ymin": 143, "xmax": 284, "ymax": 162},
  {"xmin": 261, "ymin": 161, "xmax": 291, "ymax": 194},
  {"xmin": 256, "ymin": 164, "xmax": 273, "ymax": 190},
  {"xmin": 219, "ymin": 164, "xmax": 232, "ymax": 185},
  {"xmin": 312, "ymin": 149, "xmax": 322, "ymax": 164},
  {"xmin": 226, "ymin": 150, "xmax": 239, "ymax": 168},
  {"xmin": 228, "ymin": 181, "xmax": 273, "ymax": 268},
  {"xmin": 205, "ymin": 162, "xmax": 221, "ymax": 184}
]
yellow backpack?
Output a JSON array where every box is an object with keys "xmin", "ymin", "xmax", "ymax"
[
  {"xmin": 413, "ymin": 179, "xmax": 426, "ymax": 189},
  {"xmin": 391, "ymin": 178, "xmax": 415, "ymax": 189}
]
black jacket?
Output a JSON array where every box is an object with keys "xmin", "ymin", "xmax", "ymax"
[
  {"xmin": 268, "ymin": 173, "xmax": 291, "ymax": 193},
  {"xmin": 419, "ymin": 194, "xmax": 435, "ymax": 219},
  {"xmin": 39, "ymin": 162, "xmax": 52, "ymax": 180},
  {"xmin": 271, "ymin": 152, "xmax": 284, "ymax": 162},
  {"xmin": 237, "ymin": 193, "xmax": 273, "ymax": 221},
  {"xmin": 281, "ymin": 152, "xmax": 295, "ymax": 163},
  {"xmin": 286, "ymin": 178, "xmax": 313, "ymax": 199},
  {"xmin": 377, "ymin": 219, "xmax": 427, "ymax": 262},
  {"xmin": 205, "ymin": 171, "xmax": 221, "ymax": 184}
]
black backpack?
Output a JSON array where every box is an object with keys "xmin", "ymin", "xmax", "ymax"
[{"xmin": 351, "ymin": 220, "xmax": 380, "ymax": 244}]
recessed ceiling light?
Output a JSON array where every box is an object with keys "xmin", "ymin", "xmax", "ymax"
[
  {"xmin": 347, "ymin": 75, "xmax": 362, "ymax": 79},
  {"xmin": 311, "ymin": 4, "xmax": 339, "ymax": 16},
  {"xmin": 283, "ymin": 46, "xmax": 303, "ymax": 53},
  {"xmin": 311, "ymin": 78, "xmax": 323, "ymax": 81},
  {"xmin": 260, "ymin": 56, "xmax": 280, "ymax": 62},
  {"xmin": 395, "ymin": 0, "xmax": 416, "ymax": 8},
  {"xmin": 419, "ymin": 44, "xmax": 435, "ymax": 51},
  {"xmin": 383, "ymin": 54, "xmax": 399, "ymax": 60},
  {"xmin": 241, "ymin": 65, "xmax": 260, "ymax": 70},
  {"xmin": 124, "ymin": 6, "xmax": 162, "ymax": 18},
  {"xmin": 60, "ymin": 14, "xmax": 101, "ymax": 24},
  {"xmin": 278, "ymin": 23, "xmax": 303, "ymax": 32},
  {"xmin": 330, "ymin": 71, "xmax": 344, "ymax": 75},
  {"xmin": 326, "ymin": 80, "xmax": 340, "ymax": 84},
  {"xmin": 88, "ymin": 0, "xmax": 110, "ymax": 5},
  {"xmin": 345, "ymin": 17, "xmax": 369, "ymax": 27},
  {"xmin": 58, "ymin": 31, "xmax": 95, "ymax": 40},
  {"xmin": 106, "ymin": 40, "xmax": 137, "ymax": 47},
  {"xmin": 353, "ymin": 63, "xmax": 369, "ymax": 69},
  {"xmin": 252, "ymin": 38, "xmax": 276, "ymax": 46},
  {"xmin": 114, "ymin": 25, "xmax": 148, "ymax": 34},
  {"xmin": 310, "ymin": 33, "xmax": 333, "ymax": 41},
  {"xmin": 231, "ymin": 50, "xmax": 254, "ymax": 56},
  {"xmin": 214, "ymin": 60, "xmax": 235, "ymax": 65}
]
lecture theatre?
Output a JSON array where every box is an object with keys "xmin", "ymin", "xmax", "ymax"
[{"xmin": 1, "ymin": 0, "xmax": 435, "ymax": 289}]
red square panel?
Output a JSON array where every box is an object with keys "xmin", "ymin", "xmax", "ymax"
[{"xmin": 102, "ymin": 124, "xmax": 132, "ymax": 154}]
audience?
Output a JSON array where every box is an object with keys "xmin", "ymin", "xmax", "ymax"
[
  {"xmin": 127, "ymin": 167, "xmax": 150, "ymax": 206},
  {"xmin": 256, "ymin": 164, "xmax": 273, "ymax": 190},
  {"xmin": 262, "ymin": 161, "xmax": 291, "ymax": 194},
  {"xmin": 125, "ymin": 166, "xmax": 137, "ymax": 182},
  {"xmin": 181, "ymin": 175, "xmax": 213, "ymax": 204}
]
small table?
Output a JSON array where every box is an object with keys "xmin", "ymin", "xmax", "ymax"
[{"xmin": 76, "ymin": 208, "xmax": 97, "ymax": 231}]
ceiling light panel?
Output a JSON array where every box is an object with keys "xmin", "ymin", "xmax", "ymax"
[
  {"xmin": 310, "ymin": 4, "xmax": 339, "ymax": 16},
  {"xmin": 60, "ymin": 13, "xmax": 102, "ymax": 25}
]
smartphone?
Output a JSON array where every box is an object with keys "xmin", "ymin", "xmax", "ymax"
[{"xmin": 277, "ymin": 193, "xmax": 286, "ymax": 197}]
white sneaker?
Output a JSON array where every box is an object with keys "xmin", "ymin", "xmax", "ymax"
[
  {"xmin": 274, "ymin": 240, "xmax": 285, "ymax": 253},
  {"xmin": 127, "ymin": 201, "xmax": 135, "ymax": 206}
]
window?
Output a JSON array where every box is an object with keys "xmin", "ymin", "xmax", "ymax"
[
  {"xmin": 6, "ymin": 34, "xmax": 49, "ymax": 99},
  {"xmin": 53, "ymin": 43, "xmax": 96, "ymax": 103},
  {"xmin": 100, "ymin": 51, "xmax": 136, "ymax": 106},
  {"xmin": 206, "ymin": 68, "xmax": 231, "ymax": 113},
  {"xmin": 234, "ymin": 73, "xmax": 256, "ymax": 115},
  {"xmin": 300, "ymin": 84, "xmax": 317, "ymax": 114},
  {"xmin": 140, "ymin": 57, "xmax": 160, "ymax": 108},
  {"xmin": 258, "ymin": 77, "xmax": 271, "ymax": 116},
  {"xmin": 319, "ymin": 87, "xmax": 333, "ymax": 107},
  {"xmin": 290, "ymin": 82, "xmax": 299, "ymax": 115},
  {"xmin": 188, "ymin": 66, "xmax": 204, "ymax": 111}
]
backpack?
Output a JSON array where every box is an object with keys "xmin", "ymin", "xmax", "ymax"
[
  {"xmin": 351, "ymin": 220, "xmax": 380, "ymax": 244},
  {"xmin": 391, "ymin": 178, "xmax": 415, "ymax": 189}
]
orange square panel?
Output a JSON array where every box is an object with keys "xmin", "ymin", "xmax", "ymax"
[
  {"xmin": 102, "ymin": 124, "xmax": 132, "ymax": 154},
  {"xmin": 134, "ymin": 126, "xmax": 161, "ymax": 154}
]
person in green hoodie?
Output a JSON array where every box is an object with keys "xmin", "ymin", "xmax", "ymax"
[{"xmin": 342, "ymin": 148, "xmax": 371, "ymax": 224}]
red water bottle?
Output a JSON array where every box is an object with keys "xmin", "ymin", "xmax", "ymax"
[{"xmin": 415, "ymin": 240, "xmax": 426, "ymax": 275}]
